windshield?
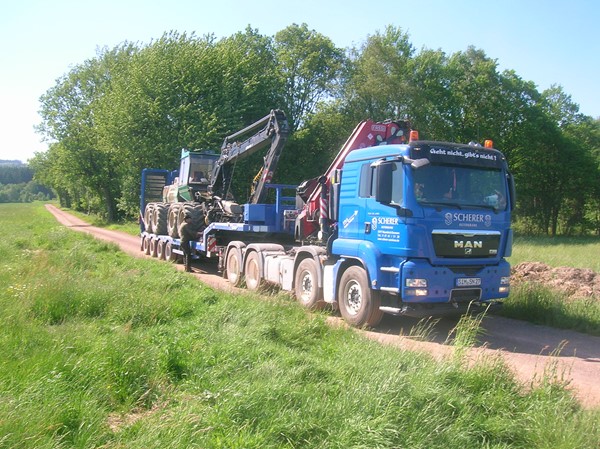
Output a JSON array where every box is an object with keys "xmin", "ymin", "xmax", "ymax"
[
  {"xmin": 189, "ymin": 154, "xmax": 217, "ymax": 184},
  {"xmin": 413, "ymin": 164, "xmax": 507, "ymax": 210}
]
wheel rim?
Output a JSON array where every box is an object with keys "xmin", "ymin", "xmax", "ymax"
[
  {"xmin": 344, "ymin": 280, "xmax": 362, "ymax": 316},
  {"xmin": 299, "ymin": 270, "xmax": 313, "ymax": 302}
]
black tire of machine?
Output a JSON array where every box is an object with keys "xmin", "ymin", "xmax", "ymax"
[{"xmin": 152, "ymin": 203, "xmax": 169, "ymax": 236}]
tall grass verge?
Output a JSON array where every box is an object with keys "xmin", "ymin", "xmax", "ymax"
[
  {"xmin": 499, "ymin": 283, "xmax": 600, "ymax": 336},
  {"xmin": 1, "ymin": 203, "xmax": 599, "ymax": 448}
]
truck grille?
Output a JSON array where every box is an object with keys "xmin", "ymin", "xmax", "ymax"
[{"xmin": 432, "ymin": 231, "xmax": 500, "ymax": 258}]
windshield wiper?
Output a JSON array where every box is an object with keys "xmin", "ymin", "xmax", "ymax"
[{"xmin": 420, "ymin": 201, "xmax": 462, "ymax": 210}]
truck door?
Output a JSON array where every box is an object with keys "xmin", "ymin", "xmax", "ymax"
[
  {"xmin": 336, "ymin": 163, "xmax": 367, "ymax": 244},
  {"xmin": 364, "ymin": 161, "xmax": 404, "ymax": 252}
]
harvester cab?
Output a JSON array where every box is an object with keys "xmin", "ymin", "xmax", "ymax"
[{"xmin": 162, "ymin": 150, "xmax": 220, "ymax": 204}]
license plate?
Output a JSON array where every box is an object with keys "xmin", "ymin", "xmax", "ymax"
[{"xmin": 456, "ymin": 277, "xmax": 481, "ymax": 287}]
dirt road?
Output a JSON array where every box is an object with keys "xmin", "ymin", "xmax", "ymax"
[{"xmin": 45, "ymin": 204, "xmax": 600, "ymax": 409}]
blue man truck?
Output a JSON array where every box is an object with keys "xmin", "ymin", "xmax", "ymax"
[{"xmin": 141, "ymin": 114, "xmax": 515, "ymax": 327}]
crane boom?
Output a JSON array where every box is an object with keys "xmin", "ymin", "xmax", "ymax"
[{"xmin": 209, "ymin": 109, "xmax": 289, "ymax": 204}]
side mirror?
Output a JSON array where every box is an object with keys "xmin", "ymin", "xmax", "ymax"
[{"xmin": 410, "ymin": 158, "xmax": 430, "ymax": 169}]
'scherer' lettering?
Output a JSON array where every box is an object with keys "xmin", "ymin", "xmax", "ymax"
[{"xmin": 453, "ymin": 213, "xmax": 485, "ymax": 222}]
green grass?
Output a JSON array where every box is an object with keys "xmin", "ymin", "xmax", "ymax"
[
  {"xmin": 510, "ymin": 235, "xmax": 600, "ymax": 272},
  {"xmin": 499, "ymin": 284, "xmax": 600, "ymax": 336},
  {"xmin": 504, "ymin": 235, "xmax": 600, "ymax": 335},
  {"xmin": 1, "ymin": 202, "xmax": 599, "ymax": 447}
]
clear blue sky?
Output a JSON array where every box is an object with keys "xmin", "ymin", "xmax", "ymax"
[{"xmin": 1, "ymin": 0, "xmax": 598, "ymax": 162}]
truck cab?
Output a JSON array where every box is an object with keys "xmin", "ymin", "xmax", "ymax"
[{"xmin": 332, "ymin": 139, "xmax": 514, "ymax": 317}]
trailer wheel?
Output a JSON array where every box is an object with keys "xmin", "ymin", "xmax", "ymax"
[
  {"xmin": 225, "ymin": 247, "xmax": 244, "ymax": 287},
  {"xmin": 244, "ymin": 251, "xmax": 262, "ymax": 291},
  {"xmin": 294, "ymin": 258, "xmax": 324, "ymax": 309},
  {"xmin": 156, "ymin": 239, "xmax": 166, "ymax": 260},
  {"xmin": 338, "ymin": 266, "xmax": 383, "ymax": 327},
  {"xmin": 140, "ymin": 235, "xmax": 147, "ymax": 252},
  {"xmin": 149, "ymin": 237, "xmax": 158, "ymax": 257},
  {"xmin": 164, "ymin": 241, "xmax": 178, "ymax": 263},
  {"xmin": 143, "ymin": 235, "xmax": 151, "ymax": 255}
]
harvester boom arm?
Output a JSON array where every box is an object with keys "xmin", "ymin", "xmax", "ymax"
[{"xmin": 209, "ymin": 110, "xmax": 289, "ymax": 203}]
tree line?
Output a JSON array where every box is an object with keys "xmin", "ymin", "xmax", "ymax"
[
  {"xmin": 0, "ymin": 163, "xmax": 53, "ymax": 203},
  {"xmin": 32, "ymin": 24, "xmax": 600, "ymax": 235}
]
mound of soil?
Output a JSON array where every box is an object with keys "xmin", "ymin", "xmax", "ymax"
[{"xmin": 511, "ymin": 262, "xmax": 600, "ymax": 300}]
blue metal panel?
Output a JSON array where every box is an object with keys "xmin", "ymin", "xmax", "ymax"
[{"xmin": 400, "ymin": 258, "xmax": 511, "ymax": 303}]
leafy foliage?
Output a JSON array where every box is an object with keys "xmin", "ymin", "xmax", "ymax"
[
  {"xmin": 0, "ymin": 163, "xmax": 53, "ymax": 203},
  {"xmin": 32, "ymin": 24, "xmax": 600, "ymax": 234}
]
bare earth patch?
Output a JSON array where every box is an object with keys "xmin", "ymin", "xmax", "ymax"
[{"xmin": 512, "ymin": 262, "xmax": 600, "ymax": 301}]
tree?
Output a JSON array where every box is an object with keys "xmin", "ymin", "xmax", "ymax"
[
  {"xmin": 274, "ymin": 23, "xmax": 346, "ymax": 131},
  {"xmin": 37, "ymin": 44, "xmax": 138, "ymax": 219},
  {"xmin": 343, "ymin": 25, "xmax": 414, "ymax": 123}
]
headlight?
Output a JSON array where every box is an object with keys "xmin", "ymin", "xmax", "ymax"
[
  {"xmin": 498, "ymin": 286, "xmax": 510, "ymax": 294},
  {"xmin": 406, "ymin": 278, "xmax": 428, "ymax": 287},
  {"xmin": 500, "ymin": 276, "xmax": 510, "ymax": 285}
]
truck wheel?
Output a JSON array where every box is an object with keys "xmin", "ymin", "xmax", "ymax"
[
  {"xmin": 225, "ymin": 247, "xmax": 244, "ymax": 287},
  {"xmin": 156, "ymin": 239, "xmax": 166, "ymax": 260},
  {"xmin": 294, "ymin": 258, "xmax": 324, "ymax": 309},
  {"xmin": 338, "ymin": 266, "xmax": 383, "ymax": 327},
  {"xmin": 244, "ymin": 251, "xmax": 262, "ymax": 291}
]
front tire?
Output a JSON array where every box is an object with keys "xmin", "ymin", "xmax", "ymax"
[
  {"xmin": 294, "ymin": 258, "xmax": 324, "ymax": 309},
  {"xmin": 338, "ymin": 265, "xmax": 383, "ymax": 327}
]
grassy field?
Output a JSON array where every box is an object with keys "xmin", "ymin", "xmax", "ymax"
[
  {"xmin": 58, "ymin": 206, "xmax": 600, "ymax": 336},
  {"xmin": 510, "ymin": 235, "xmax": 600, "ymax": 272},
  {"xmin": 1, "ymin": 202, "xmax": 599, "ymax": 447},
  {"xmin": 501, "ymin": 235, "xmax": 600, "ymax": 335}
]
